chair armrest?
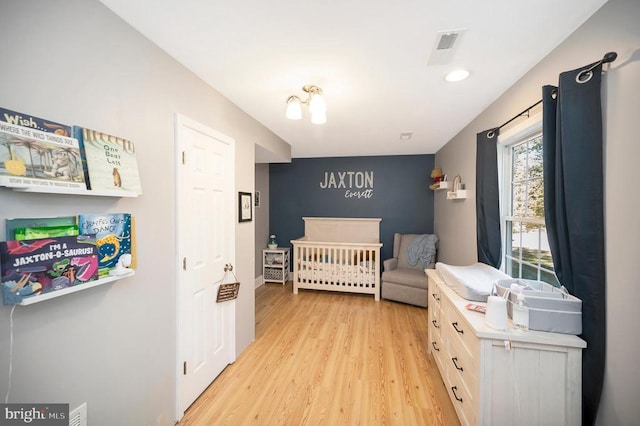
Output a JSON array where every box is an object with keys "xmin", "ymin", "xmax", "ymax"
[{"xmin": 383, "ymin": 258, "xmax": 398, "ymax": 271}]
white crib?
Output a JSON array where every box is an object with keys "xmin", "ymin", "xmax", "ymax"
[{"xmin": 290, "ymin": 217, "xmax": 382, "ymax": 300}]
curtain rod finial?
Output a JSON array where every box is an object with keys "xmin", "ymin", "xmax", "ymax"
[{"xmin": 603, "ymin": 52, "xmax": 617, "ymax": 64}]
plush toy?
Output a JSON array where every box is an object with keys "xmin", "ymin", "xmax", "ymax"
[{"xmin": 429, "ymin": 167, "xmax": 443, "ymax": 190}]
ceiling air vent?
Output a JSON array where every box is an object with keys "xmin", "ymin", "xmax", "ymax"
[
  {"xmin": 436, "ymin": 32, "xmax": 459, "ymax": 51},
  {"xmin": 428, "ymin": 29, "xmax": 466, "ymax": 65}
]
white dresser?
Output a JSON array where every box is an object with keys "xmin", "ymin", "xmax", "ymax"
[{"xmin": 426, "ymin": 269, "xmax": 586, "ymax": 426}]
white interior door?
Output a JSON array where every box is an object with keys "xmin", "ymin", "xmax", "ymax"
[{"xmin": 175, "ymin": 114, "xmax": 236, "ymax": 418}]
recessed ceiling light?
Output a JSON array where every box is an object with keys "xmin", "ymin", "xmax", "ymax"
[
  {"xmin": 445, "ymin": 69, "xmax": 470, "ymax": 82},
  {"xmin": 400, "ymin": 132, "xmax": 413, "ymax": 140}
]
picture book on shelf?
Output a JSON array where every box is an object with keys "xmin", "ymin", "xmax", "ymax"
[
  {"xmin": 5, "ymin": 216, "xmax": 78, "ymax": 240},
  {"xmin": 0, "ymin": 120, "xmax": 87, "ymax": 190},
  {"xmin": 0, "ymin": 235, "xmax": 98, "ymax": 305},
  {"xmin": 73, "ymin": 126, "xmax": 142, "ymax": 195},
  {"xmin": 0, "ymin": 106, "xmax": 71, "ymax": 137},
  {"xmin": 77, "ymin": 213, "xmax": 133, "ymax": 275}
]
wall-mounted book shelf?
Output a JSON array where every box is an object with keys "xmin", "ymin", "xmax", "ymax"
[
  {"xmin": 1, "ymin": 107, "xmax": 142, "ymax": 198},
  {"xmin": 17, "ymin": 270, "xmax": 135, "ymax": 306},
  {"xmin": 2, "ymin": 185, "xmax": 140, "ymax": 197}
]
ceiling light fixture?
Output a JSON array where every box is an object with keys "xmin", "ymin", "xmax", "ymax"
[
  {"xmin": 286, "ymin": 85, "xmax": 327, "ymax": 124},
  {"xmin": 444, "ymin": 69, "xmax": 470, "ymax": 82}
]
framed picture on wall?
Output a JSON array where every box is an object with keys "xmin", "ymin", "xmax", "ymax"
[
  {"xmin": 255, "ymin": 190, "xmax": 261, "ymax": 208},
  {"xmin": 239, "ymin": 192, "xmax": 252, "ymax": 222}
]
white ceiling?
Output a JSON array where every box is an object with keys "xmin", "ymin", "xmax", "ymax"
[{"xmin": 99, "ymin": 0, "xmax": 607, "ymax": 160}]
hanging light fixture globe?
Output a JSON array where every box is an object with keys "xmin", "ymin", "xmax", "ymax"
[{"xmin": 285, "ymin": 84, "xmax": 327, "ymax": 124}]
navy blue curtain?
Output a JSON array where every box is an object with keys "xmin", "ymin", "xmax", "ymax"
[
  {"xmin": 476, "ymin": 128, "xmax": 502, "ymax": 268},
  {"xmin": 542, "ymin": 64, "xmax": 606, "ymax": 425}
]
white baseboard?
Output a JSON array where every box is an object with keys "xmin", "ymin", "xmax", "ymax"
[{"xmin": 255, "ymin": 273, "xmax": 291, "ymax": 288}]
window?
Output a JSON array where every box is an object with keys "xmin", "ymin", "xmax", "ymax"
[{"xmin": 499, "ymin": 114, "xmax": 560, "ymax": 286}]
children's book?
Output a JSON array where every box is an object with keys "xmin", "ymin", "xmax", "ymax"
[
  {"xmin": 5, "ymin": 216, "xmax": 78, "ymax": 240},
  {"xmin": 72, "ymin": 126, "xmax": 142, "ymax": 195},
  {"xmin": 77, "ymin": 213, "xmax": 133, "ymax": 275},
  {"xmin": 0, "ymin": 120, "xmax": 87, "ymax": 190},
  {"xmin": 0, "ymin": 235, "xmax": 98, "ymax": 305},
  {"xmin": 14, "ymin": 225, "xmax": 78, "ymax": 241},
  {"xmin": 0, "ymin": 106, "xmax": 71, "ymax": 137}
]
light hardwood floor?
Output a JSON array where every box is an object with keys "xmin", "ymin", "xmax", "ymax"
[{"xmin": 179, "ymin": 282, "xmax": 459, "ymax": 425}]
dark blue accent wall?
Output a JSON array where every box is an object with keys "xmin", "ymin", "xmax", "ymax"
[{"xmin": 269, "ymin": 154, "xmax": 435, "ymax": 264}]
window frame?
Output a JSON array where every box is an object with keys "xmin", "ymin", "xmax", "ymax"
[{"xmin": 497, "ymin": 113, "xmax": 558, "ymax": 285}]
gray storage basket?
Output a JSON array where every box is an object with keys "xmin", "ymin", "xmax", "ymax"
[{"xmin": 494, "ymin": 278, "xmax": 582, "ymax": 335}]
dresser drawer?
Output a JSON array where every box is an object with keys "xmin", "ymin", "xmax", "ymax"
[
  {"xmin": 430, "ymin": 330, "xmax": 446, "ymax": 373},
  {"xmin": 445, "ymin": 323, "xmax": 479, "ymax": 396},
  {"xmin": 428, "ymin": 306, "xmax": 444, "ymax": 358},
  {"xmin": 429, "ymin": 283, "xmax": 442, "ymax": 308},
  {"xmin": 446, "ymin": 366, "xmax": 476, "ymax": 426},
  {"xmin": 429, "ymin": 303, "xmax": 441, "ymax": 335},
  {"xmin": 443, "ymin": 299, "xmax": 479, "ymax": 357}
]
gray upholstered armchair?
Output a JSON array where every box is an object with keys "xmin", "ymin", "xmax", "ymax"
[{"xmin": 381, "ymin": 233, "xmax": 438, "ymax": 307}]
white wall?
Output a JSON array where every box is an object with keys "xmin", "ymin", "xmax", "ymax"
[
  {"xmin": 434, "ymin": 0, "xmax": 640, "ymax": 424},
  {"xmin": 0, "ymin": 1, "xmax": 289, "ymax": 424}
]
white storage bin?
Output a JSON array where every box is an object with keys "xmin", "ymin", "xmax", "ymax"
[{"xmin": 494, "ymin": 278, "xmax": 582, "ymax": 335}]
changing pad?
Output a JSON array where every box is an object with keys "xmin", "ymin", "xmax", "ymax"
[{"xmin": 435, "ymin": 262, "xmax": 510, "ymax": 302}]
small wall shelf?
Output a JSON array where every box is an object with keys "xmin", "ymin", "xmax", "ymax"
[
  {"xmin": 446, "ymin": 190, "xmax": 467, "ymax": 200},
  {"xmin": 17, "ymin": 270, "xmax": 135, "ymax": 306},
  {"xmin": 431, "ymin": 181, "xmax": 449, "ymax": 191},
  {"xmin": 2, "ymin": 185, "xmax": 140, "ymax": 197}
]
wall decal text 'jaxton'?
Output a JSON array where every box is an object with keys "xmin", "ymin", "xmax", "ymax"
[{"xmin": 319, "ymin": 171, "xmax": 374, "ymax": 199}]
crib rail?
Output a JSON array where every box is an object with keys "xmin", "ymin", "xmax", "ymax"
[{"xmin": 291, "ymin": 239, "xmax": 382, "ymax": 301}]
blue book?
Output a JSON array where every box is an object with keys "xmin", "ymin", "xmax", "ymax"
[
  {"xmin": 0, "ymin": 106, "xmax": 71, "ymax": 137},
  {"xmin": 77, "ymin": 213, "xmax": 133, "ymax": 275}
]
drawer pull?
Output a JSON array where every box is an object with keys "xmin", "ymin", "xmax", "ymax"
[
  {"xmin": 432, "ymin": 319, "xmax": 439, "ymax": 329},
  {"xmin": 432, "ymin": 341, "xmax": 440, "ymax": 352},
  {"xmin": 432, "ymin": 293, "xmax": 440, "ymax": 301},
  {"xmin": 452, "ymin": 322, "xmax": 464, "ymax": 334},
  {"xmin": 451, "ymin": 386, "xmax": 463, "ymax": 403},
  {"xmin": 452, "ymin": 357, "xmax": 463, "ymax": 371}
]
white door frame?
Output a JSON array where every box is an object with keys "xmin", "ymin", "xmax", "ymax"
[{"xmin": 174, "ymin": 113, "xmax": 236, "ymax": 420}]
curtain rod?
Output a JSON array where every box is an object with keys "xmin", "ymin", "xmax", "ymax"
[
  {"xmin": 497, "ymin": 99, "xmax": 543, "ymax": 130},
  {"xmin": 496, "ymin": 51, "xmax": 618, "ymax": 131}
]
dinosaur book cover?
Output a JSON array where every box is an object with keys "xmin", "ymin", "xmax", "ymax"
[
  {"xmin": 1, "ymin": 235, "xmax": 98, "ymax": 305},
  {"xmin": 0, "ymin": 120, "xmax": 87, "ymax": 191},
  {"xmin": 73, "ymin": 126, "xmax": 142, "ymax": 195},
  {"xmin": 77, "ymin": 213, "xmax": 133, "ymax": 276}
]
